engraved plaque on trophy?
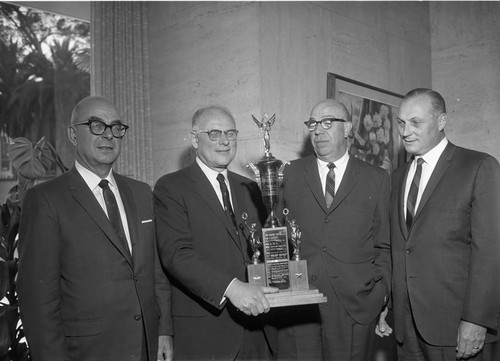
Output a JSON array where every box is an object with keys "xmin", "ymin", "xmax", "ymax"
[
  {"xmin": 244, "ymin": 113, "xmax": 327, "ymax": 307},
  {"xmin": 262, "ymin": 227, "xmax": 289, "ymax": 289}
]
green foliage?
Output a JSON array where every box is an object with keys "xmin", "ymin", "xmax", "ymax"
[
  {"xmin": 0, "ymin": 3, "xmax": 90, "ymax": 144},
  {"xmin": 0, "ymin": 137, "xmax": 68, "ymax": 360}
]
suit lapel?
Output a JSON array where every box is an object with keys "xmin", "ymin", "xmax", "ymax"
[
  {"xmin": 412, "ymin": 143, "xmax": 455, "ymax": 224},
  {"xmin": 68, "ymin": 168, "xmax": 133, "ymax": 267},
  {"xmin": 398, "ymin": 162, "xmax": 412, "ymax": 238},
  {"xmin": 115, "ymin": 174, "xmax": 137, "ymax": 266},
  {"xmin": 189, "ymin": 163, "xmax": 242, "ymax": 251},
  {"xmin": 303, "ymin": 157, "xmax": 328, "ymax": 213},
  {"xmin": 227, "ymin": 172, "xmax": 252, "ymax": 254},
  {"xmin": 327, "ymin": 157, "xmax": 358, "ymax": 214}
]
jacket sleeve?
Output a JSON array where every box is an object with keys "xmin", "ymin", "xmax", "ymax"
[
  {"xmin": 462, "ymin": 155, "xmax": 500, "ymax": 332},
  {"xmin": 154, "ymin": 220, "xmax": 173, "ymax": 336},
  {"xmin": 153, "ymin": 178, "xmax": 235, "ymax": 310},
  {"xmin": 17, "ymin": 187, "xmax": 70, "ymax": 361},
  {"xmin": 373, "ymin": 170, "xmax": 392, "ymax": 300}
]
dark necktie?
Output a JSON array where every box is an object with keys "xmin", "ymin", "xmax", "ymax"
[
  {"xmin": 98, "ymin": 179, "xmax": 130, "ymax": 253},
  {"xmin": 216, "ymin": 173, "xmax": 237, "ymax": 229},
  {"xmin": 406, "ymin": 157, "xmax": 424, "ymax": 229},
  {"xmin": 325, "ymin": 162, "xmax": 336, "ymax": 208}
]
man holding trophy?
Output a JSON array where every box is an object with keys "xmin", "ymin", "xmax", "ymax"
[
  {"xmin": 277, "ymin": 99, "xmax": 391, "ymax": 360},
  {"xmin": 154, "ymin": 105, "xmax": 277, "ymax": 360}
]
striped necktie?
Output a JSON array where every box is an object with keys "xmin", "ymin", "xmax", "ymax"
[
  {"xmin": 325, "ymin": 162, "xmax": 336, "ymax": 208},
  {"xmin": 406, "ymin": 157, "xmax": 424, "ymax": 229}
]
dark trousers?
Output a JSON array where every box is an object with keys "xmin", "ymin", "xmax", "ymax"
[
  {"xmin": 235, "ymin": 328, "xmax": 272, "ymax": 360},
  {"xmin": 319, "ymin": 291, "xmax": 376, "ymax": 361},
  {"xmin": 276, "ymin": 294, "xmax": 376, "ymax": 361},
  {"xmin": 276, "ymin": 305, "xmax": 323, "ymax": 361}
]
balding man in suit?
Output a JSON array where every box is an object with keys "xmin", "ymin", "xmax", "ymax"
[
  {"xmin": 278, "ymin": 99, "xmax": 391, "ymax": 360},
  {"xmin": 154, "ymin": 105, "xmax": 277, "ymax": 360},
  {"xmin": 18, "ymin": 96, "xmax": 173, "ymax": 361}
]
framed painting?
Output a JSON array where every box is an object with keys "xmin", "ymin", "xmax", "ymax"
[{"xmin": 327, "ymin": 73, "xmax": 405, "ymax": 174}]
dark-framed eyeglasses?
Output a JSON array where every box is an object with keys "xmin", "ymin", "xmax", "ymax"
[
  {"xmin": 195, "ymin": 129, "xmax": 239, "ymax": 141},
  {"xmin": 304, "ymin": 118, "xmax": 347, "ymax": 131},
  {"xmin": 73, "ymin": 116, "xmax": 129, "ymax": 138}
]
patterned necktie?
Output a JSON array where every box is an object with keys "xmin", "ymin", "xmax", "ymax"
[
  {"xmin": 98, "ymin": 179, "xmax": 130, "ymax": 253},
  {"xmin": 325, "ymin": 162, "xmax": 336, "ymax": 208},
  {"xmin": 406, "ymin": 157, "xmax": 424, "ymax": 229},
  {"xmin": 216, "ymin": 173, "xmax": 237, "ymax": 229}
]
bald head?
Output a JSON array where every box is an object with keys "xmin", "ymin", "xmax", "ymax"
[
  {"xmin": 310, "ymin": 99, "xmax": 351, "ymax": 123},
  {"xmin": 68, "ymin": 96, "xmax": 124, "ymax": 178},
  {"xmin": 191, "ymin": 105, "xmax": 234, "ymax": 130},
  {"xmin": 71, "ymin": 96, "xmax": 121, "ymax": 125}
]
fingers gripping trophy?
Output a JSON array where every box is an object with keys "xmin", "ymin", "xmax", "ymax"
[{"xmin": 244, "ymin": 113, "xmax": 326, "ymax": 307}]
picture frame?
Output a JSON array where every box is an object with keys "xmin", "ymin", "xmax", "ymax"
[{"xmin": 327, "ymin": 73, "xmax": 405, "ymax": 174}]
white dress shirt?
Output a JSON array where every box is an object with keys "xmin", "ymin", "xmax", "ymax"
[
  {"xmin": 195, "ymin": 157, "xmax": 236, "ymax": 302},
  {"xmin": 75, "ymin": 161, "xmax": 132, "ymax": 253},
  {"xmin": 196, "ymin": 157, "xmax": 234, "ymax": 210},
  {"xmin": 317, "ymin": 149, "xmax": 350, "ymax": 196},
  {"xmin": 404, "ymin": 137, "xmax": 448, "ymax": 218}
]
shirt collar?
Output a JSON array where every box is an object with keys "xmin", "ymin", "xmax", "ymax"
[
  {"xmin": 196, "ymin": 157, "xmax": 229, "ymax": 182},
  {"xmin": 418, "ymin": 137, "xmax": 448, "ymax": 167},
  {"xmin": 316, "ymin": 149, "xmax": 350, "ymax": 171},
  {"xmin": 75, "ymin": 160, "xmax": 117, "ymax": 190}
]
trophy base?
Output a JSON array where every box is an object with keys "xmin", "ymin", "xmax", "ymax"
[
  {"xmin": 265, "ymin": 287, "xmax": 327, "ymax": 308},
  {"xmin": 247, "ymin": 263, "xmax": 267, "ymax": 287},
  {"xmin": 289, "ymin": 259, "xmax": 309, "ymax": 291}
]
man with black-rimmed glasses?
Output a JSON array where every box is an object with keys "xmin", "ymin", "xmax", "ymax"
[
  {"xmin": 276, "ymin": 99, "xmax": 391, "ymax": 360},
  {"xmin": 17, "ymin": 96, "xmax": 173, "ymax": 361}
]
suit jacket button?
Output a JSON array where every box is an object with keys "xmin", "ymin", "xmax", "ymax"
[
  {"xmin": 324, "ymin": 218, "xmax": 331, "ymax": 223},
  {"xmin": 406, "ymin": 249, "xmax": 413, "ymax": 254},
  {"xmin": 134, "ymin": 314, "xmax": 142, "ymax": 321},
  {"xmin": 311, "ymin": 275, "xmax": 317, "ymax": 281},
  {"xmin": 322, "ymin": 247, "xmax": 327, "ymax": 252}
]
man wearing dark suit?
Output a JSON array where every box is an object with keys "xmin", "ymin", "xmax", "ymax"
[
  {"xmin": 17, "ymin": 96, "xmax": 173, "ymax": 361},
  {"xmin": 153, "ymin": 105, "xmax": 277, "ymax": 360},
  {"xmin": 278, "ymin": 99, "xmax": 391, "ymax": 360},
  {"xmin": 377, "ymin": 88, "xmax": 500, "ymax": 360}
]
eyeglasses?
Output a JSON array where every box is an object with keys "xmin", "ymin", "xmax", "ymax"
[
  {"xmin": 304, "ymin": 118, "xmax": 347, "ymax": 131},
  {"xmin": 195, "ymin": 129, "xmax": 239, "ymax": 141},
  {"xmin": 73, "ymin": 117, "xmax": 129, "ymax": 138}
]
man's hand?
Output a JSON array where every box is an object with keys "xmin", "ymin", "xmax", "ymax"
[
  {"xmin": 158, "ymin": 335, "xmax": 173, "ymax": 361},
  {"xmin": 375, "ymin": 306, "xmax": 393, "ymax": 337},
  {"xmin": 456, "ymin": 320, "xmax": 486, "ymax": 359},
  {"xmin": 225, "ymin": 279, "xmax": 278, "ymax": 316}
]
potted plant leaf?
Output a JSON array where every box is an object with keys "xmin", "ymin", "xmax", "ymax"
[{"xmin": 0, "ymin": 137, "xmax": 68, "ymax": 361}]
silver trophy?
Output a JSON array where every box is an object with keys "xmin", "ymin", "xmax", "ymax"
[
  {"xmin": 244, "ymin": 112, "xmax": 326, "ymax": 306},
  {"xmin": 247, "ymin": 113, "xmax": 289, "ymax": 289}
]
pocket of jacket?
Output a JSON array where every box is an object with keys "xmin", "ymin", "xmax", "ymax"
[{"xmin": 63, "ymin": 319, "xmax": 102, "ymax": 337}]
